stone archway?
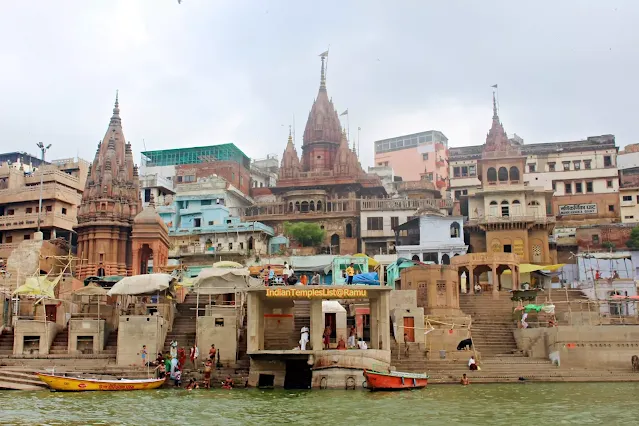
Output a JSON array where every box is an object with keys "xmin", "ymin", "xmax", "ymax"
[
  {"xmin": 138, "ymin": 244, "xmax": 153, "ymax": 275},
  {"xmin": 248, "ymin": 236, "xmax": 254, "ymax": 251},
  {"xmin": 330, "ymin": 234, "xmax": 340, "ymax": 254},
  {"xmin": 441, "ymin": 254, "xmax": 451, "ymax": 265}
]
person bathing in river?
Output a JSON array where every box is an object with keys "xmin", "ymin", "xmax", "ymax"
[
  {"xmin": 186, "ymin": 378, "xmax": 199, "ymax": 390},
  {"xmin": 460, "ymin": 374, "xmax": 470, "ymax": 385},
  {"xmin": 223, "ymin": 375, "xmax": 233, "ymax": 388},
  {"xmin": 203, "ymin": 360, "xmax": 212, "ymax": 388}
]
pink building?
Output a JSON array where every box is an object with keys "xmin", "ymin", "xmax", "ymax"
[{"xmin": 374, "ymin": 130, "xmax": 449, "ymax": 193}]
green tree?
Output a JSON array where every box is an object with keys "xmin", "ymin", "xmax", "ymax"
[
  {"xmin": 283, "ymin": 222, "xmax": 325, "ymax": 247},
  {"xmin": 626, "ymin": 226, "xmax": 639, "ymax": 249}
]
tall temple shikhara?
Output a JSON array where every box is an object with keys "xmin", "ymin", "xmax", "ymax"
[
  {"xmin": 75, "ymin": 94, "xmax": 142, "ymax": 278},
  {"xmin": 246, "ymin": 55, "xmax": 386, "ymax": 254}
]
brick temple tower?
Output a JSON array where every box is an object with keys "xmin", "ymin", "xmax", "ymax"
[{"xmin": 75, "ymin": 93, "xmax": 142, "ymax": 278}]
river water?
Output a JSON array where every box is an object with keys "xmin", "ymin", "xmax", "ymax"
[{"xmin": 1, "ymin": 383, "xmax": 637, "ymax": 425}]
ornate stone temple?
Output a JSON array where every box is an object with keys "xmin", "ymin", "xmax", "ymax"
[
  {"xmin": 131, "ymin": 195, "xmax": 169, "ymax": 275},
  {"xmin": 245, "ymin": 56, "xmax": 386, "ymax": 254},
  {"xmin": 75, "ymin": 94, "xmax": 142, "ymax": 278}
]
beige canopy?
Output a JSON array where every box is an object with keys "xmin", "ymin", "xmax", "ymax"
[
  {"xmin": 73, "ymin": 283, "xmax": 109, "ymax": 296},
  {"xmin": 107, "ymin": 273, "xmax": 173, "ymax": 296},
  {"xmin": 193, "ymin": 267, "xmax": 262, "ymax": 295}
]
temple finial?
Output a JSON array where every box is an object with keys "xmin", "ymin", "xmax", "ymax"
[
  {"xmin": 492, "ymin": 90, "xmax": 498, "ymax": 120},
  {"xmin": 319, "ymin": 50, "xmax": 328, "ymax": 90},
  {"xmin": 112, "ymin": 90, "xmax": 120, "ymax": 119},
  {"xmin": 288, "ymin": 125, "xmax": 293, "ymax": 145}
]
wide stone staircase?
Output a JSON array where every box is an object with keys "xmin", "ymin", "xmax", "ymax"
[
  {"xmin": 0, "ymin": 328, "xmax": 14, "ymax": 356},
  {"xmin": 293, "ymin": 300, "xmax": 310, "ymax": 332},
  {"xmin": 163, "ymin": 293, "xmax": 197, "ymax": 353},
  {"xmin": 104, "ymin": 329, "xmax": 118, "ymax": 356},
  {"xmin": 49, "ymin": 328, "xmax": 69, "ymax": 355},
  {"xmin": 459, "ymin": 291, "xmax": 519, "ymax": 356}
]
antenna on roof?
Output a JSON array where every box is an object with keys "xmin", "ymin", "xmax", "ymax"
[{"xmin": 142, "ymin": 138, "xmax": 147, "ymax": 151}]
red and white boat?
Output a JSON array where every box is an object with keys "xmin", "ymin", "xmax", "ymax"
[{"xmin": 363, "ymin": 369, "xmax": 428, "ymax": 391}]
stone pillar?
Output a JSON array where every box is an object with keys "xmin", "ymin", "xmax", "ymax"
[
  {"xmin": 378, "ymin": 292, "xmax": 390, "ymax": 351},
  {"xmin": 369, "ymin": 298, "xmax": 379, "ymax": 349},
  {"xmin": 309, "ymin": 299, "xmax": 323, "ymax": 351},
  {"xmin": 247, "ymin": 292, "xmax": 263, "ymax": 353},
  {"xmin": 510, "ymin": 264, "xmax": 517, "ymax": 290},
  {"xmin": 491, "ymin": 267, "xmax": 499, "ymax": 299}
]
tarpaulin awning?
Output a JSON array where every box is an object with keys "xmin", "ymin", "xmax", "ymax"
[
  {"xmin": 353, "ymin": 253, "xmax": 379, "ymax": 267},
  {"xmin": 212, "ymin": 261, "xmax": 243, "ymax": 269},
  {"xmin": 193, "ymin": 267, "xmax": 262, "ymax": 295},
  {"xmin": 503, "ymin": 263, "xmax": 567, "ymax": 275},
  {"xmin": 13, "ymin": 275, "xmax": 61, "ymax": 298},
  {"xmin": 107, "ymin": 273, "xmax": 173, "ymax": 296}
]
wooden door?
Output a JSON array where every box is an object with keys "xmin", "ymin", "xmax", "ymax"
[
  {"xmin": 45, "ymin": 305, "xmax": 57, "ymax": 322},
  {"xmin": 403, "ymin": 317, "xmax": 415, "ymax": 342}
]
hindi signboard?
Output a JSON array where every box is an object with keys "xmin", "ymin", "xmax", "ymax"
[{"xmin": 558, "ymin": 203, "xmax": 597, "ymax": 216}]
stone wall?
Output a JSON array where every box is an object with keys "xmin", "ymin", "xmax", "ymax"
[
  {"xmin": 197, "ymin": 308, "xmax": 238, "ymax": 365},
  {"xmin": 576, "ymin": 224, "xmax": 633, "ymax": 251},
  {"xmin": 398, "ymin": 265, "xmax": 461, "ymax": 316},
  {"xmin": 68, "ymin": 319, "xmax": 106, "ymax": 354},
  {"xmin": 13, "ymin": 320, "xmax": 61, "ymax": 355},
  {"xmin": 116, "ymin": 315, "xmax": 167, "ymax": 366},
  {"xmin": 248, "ymin": 358, "xmax": 286, "ymax": 387},
  {"xmin": 514, "ymin": 325, "xmax": 639, "ymax": 368},
  {"xmin": 176, "ymin": 162, "xmax": 251, "ymax": 196}
]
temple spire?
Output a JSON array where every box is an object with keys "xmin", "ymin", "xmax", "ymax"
[
  {"xmin": 492, "ymin": 90, "xmax": 498, "ymax": 120},
  {"xmin": 110, "ymin": 90, "xmax": 121, "ymax": 125},
  {"xmin": 287, "ymin": 125, "xmax": 293, "ymax": 145},
  {"xmin": 320, "ymin": 56, "xmax": 326, "ymax": 90}
]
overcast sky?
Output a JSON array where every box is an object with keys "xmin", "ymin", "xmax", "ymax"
[{"xmin": 0, "ymin": 0, "xmax": 636, "ymax": 169}]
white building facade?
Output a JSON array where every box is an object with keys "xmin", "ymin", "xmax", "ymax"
[{"xmin": 395, "ymin": 214, "xmax": 468, "ymax": 265}]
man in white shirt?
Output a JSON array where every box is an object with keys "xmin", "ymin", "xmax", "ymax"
[{"xmin": 357, "ymin": 338, "xmax": 368, "ymax": 350}]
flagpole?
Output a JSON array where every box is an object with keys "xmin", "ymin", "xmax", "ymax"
[{"xmin": 358, "ymin": 127, "xmax": 361, "ymax": 159}]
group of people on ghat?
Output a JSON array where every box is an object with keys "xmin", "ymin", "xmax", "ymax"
[
  {"xmin": 261, "ymin": 262, "xmax": 357, "ymax": 286},
  {"xmin": 142, "ymin": 341, "xmax": 234, "ymax": 389},
  {"xmin": 297, "ymin": 324, "xmax": 368, "ymax": 351}
]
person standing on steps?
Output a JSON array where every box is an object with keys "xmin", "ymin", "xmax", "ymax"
[
  {"xmin": 140, "ymin": 345, "xmax": 147, "ymax": 366},
  {"xmin": 190, "ymin": 343, "xmax": 199, "ymax": 369},
  {"xmin": 209, "ymin": 344, "xmax": 216, "ymax": 361}
]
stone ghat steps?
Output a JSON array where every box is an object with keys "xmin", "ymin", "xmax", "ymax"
[
  {"xmin": 49, "ymin": 328, "xmax": 69, "ymax": 355},
  {"xmin": 0, "ymin": 329, "xmax": 14, "ymax": 355},
  {"xmin": 0, "ymin": 368, "xmax": 49, "ymax": 390}
]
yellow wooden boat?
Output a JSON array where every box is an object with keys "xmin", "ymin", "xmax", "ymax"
[{"xmin": 37, "ymin": 373, "xmax": 166, "ymax": 392}]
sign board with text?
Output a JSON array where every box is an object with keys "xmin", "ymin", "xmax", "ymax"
[{"xmin": 558, "ymin": 203, "xmax": 597, "ymax": 216}]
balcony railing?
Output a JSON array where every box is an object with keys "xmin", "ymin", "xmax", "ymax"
[
  {"xmin": 0, "ymin": 183, "xmax": 81, "ymax": 202},
  {"xmin": 139, "ymin": 174, "xmax": 174, "ymax": 191},
  {"xmin": 243, "ymin": 199, "xmax": 358, "ymax": 218},
  {"xmin": 169, "ymin": 245, "xmax": 250, "ymax": 257},
  {"xmin": 396, "ymin": 181, "xmax": 437, "ymax": 192},
  {"xmin": 360, "ymin": 198, "xmax": 454, "ymax": 211},
  {"xmin": 0, "ymin": 212, "xmax": 76, "ymax": 231},
  {"xmin": 466, "ymin": 214, "xmax": 556, "ymax": 226},
  {"xmin": 24, "ymin": 168, "xmax": 82, "ymax": 190}
]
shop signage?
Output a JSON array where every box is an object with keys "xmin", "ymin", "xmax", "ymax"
[
  {"xmin": 513, "ymin": 239, "xmax": 525, "ymax": 257},
  {"xmin": 558, "ymin": 203, "xmax": 597, "ymax": 216},
  {"xmin": 266, "ymin": 288, "xmax": 368, "ymax": 299}
]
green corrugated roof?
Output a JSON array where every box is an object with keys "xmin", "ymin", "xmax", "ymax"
[{"xmin": 141, "ymin": 143, "xmax": 250, "ymax": 167}]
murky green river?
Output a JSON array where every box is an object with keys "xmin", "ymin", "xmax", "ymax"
[{"xmin": 0, "ymin": 383, "xmax": 637, "ymax": 425}]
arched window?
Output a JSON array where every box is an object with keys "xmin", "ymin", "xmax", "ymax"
[
  {"xmin": 501, "ymin": 200, "xmax": 509, "ymax": 217},
  {"xmin": 301, "ymin": 201, "xmax": 309, "ymax": 212},
  {"xmin": 528, "ymin": 200, "xmax": 540, "ymax": 206},
  {"xmin": 412, "ymin": 255, "xmax": 420, "ymax": 261},
  {"xmin": 345, "ymin": 223, "xmax": 353, "ymax": 238},
  {"xmin": 509, "ymin": 166, "xmax": 520, "ymax": 182},
  {"xmin": 295, "ymin": 201, "xmax": 300, "ymax": 212},
  {"xmin": 487, "ymin": 167, "xmax": 497, "ymax": 182},
  {"xmin": 511, "ymin": 199, "xmax": 521, "ymax": 216},
  {"xmin": 490, "ymin": 201, "xmax": 498, "ymax": 205},
  {"xmin": 441, "ymin": 254, "xmax": 450, "ymax": 265},
  {"xmin": 498, "ymin": 167, "xmax": 508, "ymax": 182},
  {"xmin": 317, "ymin": 201, "xmax": 323, "ymax": 212},
  {"xmin": 512, "ymin": 200, "xmax": 521, "ymax": 204},
  {"xmin": 310, "ymin": 201, "xmax": 315, "ymax": 211},
  {"xmin": 289, "ymin": 202, "xmax": 293, "ymax": 212},
  {"xmin": 450, "ymin": 222, "xmax": 460, "ymax": 238}
]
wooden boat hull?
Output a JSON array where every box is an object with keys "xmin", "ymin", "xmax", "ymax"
[
  {"xmin": 364, "ymin": 370, "xmax": 428, "ymax": 391},
  {"xmin": 37, "ymin": 373, "xmax": 166, "ymax": 392}
]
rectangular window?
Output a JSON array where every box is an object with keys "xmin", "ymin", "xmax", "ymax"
[
  {"xmin": 183, "ymin": 175, "xmax": 195, "ymax": 183},
  {"xmin": 586, "ymin": 181, "xmax": 593, "ymax": 193},
  {"xmin": 5, "ymin": 236, "xmax": 12, "ymax": 243},
  {"xmin": 552, "ymin": 182, "xmax": 556, "ymax": 191},
  {"xmin": 637, "ymin": 195, "xmax": 639, "ymax": 203},
  {"xmin": 239, "ymin": 242, "xmax": 244, "ymax": 250},
  {"xmin": 609, "ymin": 205, "xmax": 615, "ymax": 212},
  {"xmin": 625, "ymin": 216, "xmax": 635, "ymax": 220},
  {"xmin": 623, "ymin": 195, "xmax": 633, "ymax": 202},
  {"xmin": 592, "ymin": 235, "xmax": 600, "ymax": 244},
  {"xmin": 607, "ymin": 180, "xmax": 613, "ymax": 188},
  {"xmin": 548, "ymin": 162, "xmax": 556, "ymax": 172},
  {"xmin": 201, "ymin": 200, "xmax": 212, "ymax": 206},
  {"xmin": 575, "ymin": 182, "xmax": 583, "ymax": 193},
  {"xmin": 7, "ymin": 209, "xmax": 14, "ymax": 215},
  {"xmin": 232, "ymin": 172, "xmax": 235, "ymax": 181},
  {"xmin": 99, "ymin": 253, "xmax": 104, "ymax": 262},
  {"xmin": 45, "ymin": 205, "xmax": 52, "ymax": 212},
  {"xmin": 61, "ymin": 207, "xmax": 67, "ymax": 215},
  {"xmin": 469, "ymin": 165, "xmax": 476, "ymax": 176},
  {"xmin": 24, "ymin": 234, "xmax": 30, "ymax": 240},
  {"xmin": 391, "ymin": 217, "xmax": 399, "ymax": 229},
  {"xmin": 367, "ymin": 217, "xmax": 383, "ymax": 231},
  {"xmin": 26, "ymin": 207, "xmax": 33, "ymax": 214},
  {"xmin": 503, "ymin": 244, "xmax": 512, "ymax": 253},
  {"xmin": 228, "ymin": 242, "xmax": 233, "ymax": 250},
  {"xmin": 461, "ymin": 166, "xmax": 468, "ymax": 177},
  {"xmin": 454, "ymin": 190, "xmax": 461, "ymax": 200},
  {"xmin": 240, "ymin": 176, "xmax": 244, "ymax": 186},
  {"xmin": 565, "ymin": 183, "xmax": 572, "ymax": 194},
  {"xmin": 177, "ymin": 176, "xmax": 183, "ymax": 183},
  {"xmin": 194, "ymin": 218, "xmax": 201, "ymax": 227},
  {"xmin": 453, "ymin": 167, "xmax": 460, "ymax": 178},
  {"xmin": 422, "ymin": 153, "xmax": 429, "ymax": 161},
  {"xmin": 604, "ymin": 155, "xmax": 612, "ymax": 167},
  {"xmin": 426, "ymin": 173, "xmax": 433, "ymax": 181},
  {"xmin": 208, "ymin": 221, "xmax": 214, "ymax": 226},
  {"xmin": 562, "ymin": 161, "xmax": 571, "ymax": 171},
  {"xmin": 215, "ymin": 318, "xmax": 224, "ymax": 327},
  {"xmin": 584, "ymin": 160, "xmax": 592, "ymax": 169},
  {"xmin": 144, "ymin": 188, "xmax": 151, "ymax": 202},
  {"xmin": 573, "ymin": 160, "xmax": 581, "ymax": 170},
  {"xmin": 528, "ymin": 164, "xmax": 536, "ymax": 173}
]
